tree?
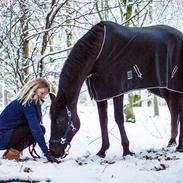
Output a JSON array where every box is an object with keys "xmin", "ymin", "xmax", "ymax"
[
  {"xmin": 153, "ymin": 94, "xmax": 159, "ymax": 116},
  {"xmin": 19, "ymin": 0, "xmax": 30, "ymax": 83},
  {"xmin": 0, "ymin": 0, "xmax": 154, "ymax": 105}
]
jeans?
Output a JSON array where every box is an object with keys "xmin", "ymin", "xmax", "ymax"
[{"xmin": 6, "ymin": 124, "xmax": 45, "ymax": 151}]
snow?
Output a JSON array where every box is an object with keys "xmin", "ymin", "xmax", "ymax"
[{"xmin": 1, "ymin": 103, "xmax": 183, "ymax": 183}]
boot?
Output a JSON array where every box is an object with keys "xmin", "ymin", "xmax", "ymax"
[{"xmin": 3, "ymin": 148, "xmax": 21, "ymax": 161}]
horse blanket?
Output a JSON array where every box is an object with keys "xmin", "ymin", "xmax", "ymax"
[{"xmin": 86, "ymin": 21, "xmax": 183, "ymax": 101}]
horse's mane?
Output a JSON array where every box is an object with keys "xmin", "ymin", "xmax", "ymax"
[
  {"xmin": 59, "ymin": 22, "xmax": 104, "ymax": 94},
  {"xmin": 50, "ymin": 22, "xmax": 104, "ymax": 121}
]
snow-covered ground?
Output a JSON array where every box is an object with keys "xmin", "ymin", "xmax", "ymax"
[{"xmin": 0, "ymin": 102, "xmax": 183, "ymax": 183}]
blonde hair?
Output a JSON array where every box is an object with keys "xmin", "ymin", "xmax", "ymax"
[{"xmin": 18, "ymin": 77, "xmax": 50, "ymax": 106}]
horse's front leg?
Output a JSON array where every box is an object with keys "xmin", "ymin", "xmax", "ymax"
[
  {"xmin": 96, "ymin": 100, "xmax": 110, "ymax": 158},
  {"xmin": 113, "ymin": 95, "xmax": 133, "ymax": 156}
]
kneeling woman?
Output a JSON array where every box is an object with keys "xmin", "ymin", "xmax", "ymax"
[{"xmin": 0, "ymin": 78, "xmax": 58, "ymax": 163}]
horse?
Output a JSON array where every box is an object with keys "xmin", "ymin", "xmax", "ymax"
[{"xmin": 49, "ymin": 21, "xmax": 183, "ymax": 158}]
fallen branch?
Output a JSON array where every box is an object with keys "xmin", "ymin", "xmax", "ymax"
[{"xmin": 0, "ymin": 180, "xmax": 39, "ymax": 183}]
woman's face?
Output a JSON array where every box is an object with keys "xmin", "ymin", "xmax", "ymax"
[{"xmin": 35, "ymin": 87, "xmax": 49, "ymax": 100}]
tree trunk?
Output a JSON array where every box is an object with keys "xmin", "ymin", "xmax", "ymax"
[
  {"xmin": 19, "ymin": 0, "xmax": 29, "ymax": 83},
  {"xmin": 124, "ymin": 94, "xmax": 136, "ymax": 123},
  {"xmin": 153, "ymin": 95, "xmax": 159, "ymax": 116},
  {"xmin": 124, "ymin": 0, "xmax": 133, "ymax": 26},
  {"xmin": 65, "ymin": 1, "xmax": 73, "ymax": 51}
]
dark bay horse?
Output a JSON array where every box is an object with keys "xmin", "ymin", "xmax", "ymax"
[{"xmin": 49, "ymin": 21, "xmax": 183, "ymax": 158}]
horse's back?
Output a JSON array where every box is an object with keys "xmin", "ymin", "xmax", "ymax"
[
  {"xmin": 103, "ymin": 21, "xmax": 183, "ymax": 38},
  {"xmin": 87, "ymin": 21, "xmax": 183, "ymax": 101}
]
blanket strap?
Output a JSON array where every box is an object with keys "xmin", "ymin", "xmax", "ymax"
[{"xmin": 96, "ymin": 25, "xmax": 106, "ymax": 60}]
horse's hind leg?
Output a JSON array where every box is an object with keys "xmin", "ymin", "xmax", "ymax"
[
  {"xmin": 168, "ymin": 112, "xmax": 178, "ymax": 147},
  {"xmin": 176, "ymin": 113, "xmax": 183, "ymax": 152},
  {"xmin": 150, "ymin": 88, "xmax": 178, "ymax": 146},
  {"xmin": 176, "ymin": 95, "xmax": 183, "ymax": 152},
  {"xmin": 165, "ymin": 92, "xmax": 179, "ymax": 146},
  {"xmin": 96, "ymin": 100, "xmax": 110, "ymax": 158},
  {"xmin": 113, "ymin": 95, "xmax": 133, "ymax": 156}
]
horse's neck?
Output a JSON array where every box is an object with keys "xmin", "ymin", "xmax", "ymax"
[
  {"xmin": 61, "ymin": 58, "xmax": 96, "ymax": 105},
  {"xmin": 60, "ymin": 24, "xmax": 104, "ymax": 104},
  {"xmin": 61, "ymin": 77, "xmax": 84, "ymax": 106}
]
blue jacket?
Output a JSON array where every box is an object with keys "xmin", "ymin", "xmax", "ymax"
[{"xmin": 0, "ymin": 99, "xmax": 48, "ymax": 154}]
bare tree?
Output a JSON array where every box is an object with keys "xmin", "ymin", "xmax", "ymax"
[{"xmin": 0, "ymin": 0, "xmax": 154, "ymax": 104}]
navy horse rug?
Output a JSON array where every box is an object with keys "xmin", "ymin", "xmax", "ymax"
[{"xmin": 86, "ymin": 21, "xmax": 183, "ymax": 101}]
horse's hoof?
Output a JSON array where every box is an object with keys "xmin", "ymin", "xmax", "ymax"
[
  {"xmin": 176, "ymin": 146, "xmax": 183, "ymax": 152},
  {"xmin": 167, "ymin": 139, "xmax": 176, "ymax": 147},
  {"xmin": 123, "ymin": 151, "xmax": 135, "ymax": 156},
  {"xmin": 96, "ymin": 152, "xmax": 106, "ymax": 158}
]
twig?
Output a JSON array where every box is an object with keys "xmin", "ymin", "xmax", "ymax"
[
  {"xmin": 101, "ymin": 155, "xmax": 116, "ymax": 173},
  {"xmin": 88, "ymin": 124, "xmax": 117, "ymax": 145}
]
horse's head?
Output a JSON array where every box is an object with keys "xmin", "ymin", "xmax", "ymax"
[{"xmin": 49, "ymin": 93, "xmax": 78, "ymax": 158}]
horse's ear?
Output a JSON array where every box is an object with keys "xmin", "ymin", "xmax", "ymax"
[
  {"xmin": 56, "ymin": 89, "xmax": 67, "ymax": 104},
  {"xmin": 49, "ymin": 92, "xmax": 62, "ymax": 121},
  {"xmin": 49, "ymin": 92, "xmax": 56, "ymax": 102},
  {"xmin": 49, "ymin": 89, "xmax": 66, "ymax": 122},
  {"xmin": 51, "ymin": 89, "xmax": 66, "ymax": 108}
]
